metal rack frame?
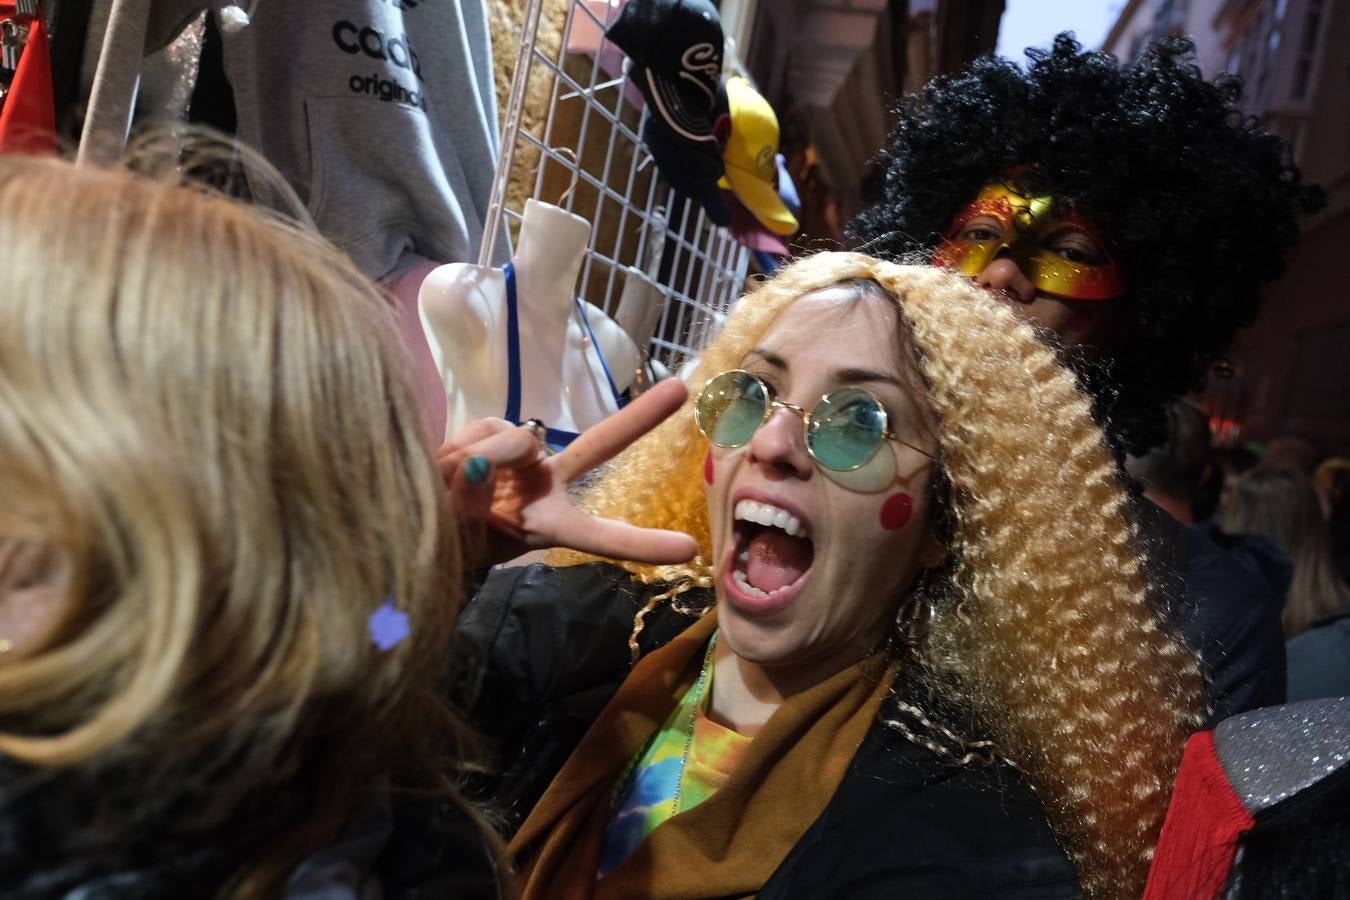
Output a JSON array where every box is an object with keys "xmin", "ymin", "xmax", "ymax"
[{"xmin": 480, "ymin": 0, "xmax": 749, "ymax": 376}]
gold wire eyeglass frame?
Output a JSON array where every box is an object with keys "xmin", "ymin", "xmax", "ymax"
[{"xmin": 694, "ymin": 369, "xmax": 936, "ymax": 471}]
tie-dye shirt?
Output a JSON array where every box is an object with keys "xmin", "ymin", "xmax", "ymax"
[{"xmin": 597, "ymin": 634, "xmax": 752, "ymax": 878}]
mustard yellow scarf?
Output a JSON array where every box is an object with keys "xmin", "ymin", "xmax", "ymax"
[{"xmin": 509, "ymin": 610, "xmax": 897, "ymax": 899}]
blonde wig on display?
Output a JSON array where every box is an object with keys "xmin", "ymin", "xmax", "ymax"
[
  {"xmin": 554, "ymin": 252, "xmax": 1208, "ymax": 898},
  {"xmin": 0, "ymin": 154, "xmax": 473, "ymax": 894}
]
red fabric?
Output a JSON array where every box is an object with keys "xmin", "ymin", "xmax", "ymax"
[
  {"xmin": 0, "ymin": 9, "xmax": 56, "ymax": 154},
  {"xmin": 1144, "ymin": 730, "xmax": 1255, "ymax": 900}
]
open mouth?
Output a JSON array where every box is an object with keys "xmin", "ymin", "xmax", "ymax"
[{"xmin": 730, "ymin": 498, "xmax": 815, "ymax": 601}]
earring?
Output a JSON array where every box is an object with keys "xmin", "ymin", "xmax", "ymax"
[{"xmin": 895, "ymin": 567, "xmax": 937, "ymax": 650}]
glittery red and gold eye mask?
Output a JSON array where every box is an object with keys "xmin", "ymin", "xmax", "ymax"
[{"xmin": 933, "ymin": 182, "xmax": 1126, "ymax": 302}]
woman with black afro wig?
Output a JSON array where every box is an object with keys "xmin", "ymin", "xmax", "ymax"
[{"xmin": 849, "ymin": 33, "xmax": 1324, "ymax": 457}]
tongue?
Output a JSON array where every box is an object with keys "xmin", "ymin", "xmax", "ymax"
[{"xmin": 744, "ymin": 530, "xmax": 813, "ymax": 593}]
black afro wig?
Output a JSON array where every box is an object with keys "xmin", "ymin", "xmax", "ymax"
[{"xmin": 848, "ymin": 34, "xmax": 1324, "ymax": 455}]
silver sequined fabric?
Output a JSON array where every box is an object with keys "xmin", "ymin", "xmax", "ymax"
[{"xmin": 1213, "ymin": 696, "xmax": 1350, "ymax": 814}]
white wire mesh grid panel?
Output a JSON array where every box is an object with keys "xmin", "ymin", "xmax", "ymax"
[{"xmin": 488, "ymin": 0, "xmax": 750, "ymax": 378}]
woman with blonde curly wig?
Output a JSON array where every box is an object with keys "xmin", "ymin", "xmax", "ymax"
[
  {"xmin": 447, "ymin": 251, "xmax": 1209, "ymax": 899},
  {"xmin": 0, "ymin": 152, "xmax": 529, "ymax": 898}
]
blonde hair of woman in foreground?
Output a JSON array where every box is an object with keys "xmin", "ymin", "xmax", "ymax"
[{"xmin": 0, "ymin": 151, "xmax": 483, "ymax": 897}]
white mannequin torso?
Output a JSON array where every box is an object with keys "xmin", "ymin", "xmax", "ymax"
[
  {"xmin": 615, "ymin": 266, "xmax": 667, "ymax": 353},
  {"xmin": 419, "ymin": 199, "xmax": 639, "ymax": 441}
]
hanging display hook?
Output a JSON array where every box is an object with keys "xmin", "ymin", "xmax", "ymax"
[
  {"xmin": 551, "ymin": 146, "xmax": 581, "ymax": 207},
  {"xmin": 560, "ymin": 75, "xmax": 625, "ymax": 102}
]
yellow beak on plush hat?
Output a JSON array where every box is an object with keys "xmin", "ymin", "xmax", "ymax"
[{"xmin": 719, "ymin": 76, "xmax": 798, "ymax": 236}]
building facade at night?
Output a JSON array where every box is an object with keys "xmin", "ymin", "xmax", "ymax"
[{"xmin": 1106, "ymin": 0, "xmax": 1350, "ymax": 452}]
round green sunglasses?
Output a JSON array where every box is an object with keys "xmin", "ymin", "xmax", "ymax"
[{"xmin": 694, "ymin": 369, "xmax": 934, "ymax": 471}]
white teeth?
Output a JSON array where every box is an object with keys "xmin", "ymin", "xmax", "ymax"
[
  {"xmin": 733, "ymin": 499, "xmax": 807, "ymax": 538},
  {"xmin": 733, "ymin": 569, "xmax": 767, "ymax": 597},
  {"xmin": 733, "ymin": 569, "xmax": 794, "ymax": 599}
]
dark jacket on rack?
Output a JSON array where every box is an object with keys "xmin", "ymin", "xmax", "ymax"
[{"xmin": 454, "ymin": 562, "xmax": 1080, "ymax": 898}]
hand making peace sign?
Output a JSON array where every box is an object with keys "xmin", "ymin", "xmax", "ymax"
[{"xmin": 436, "ymin": 378, "xmax": 699, "ymax": 569}]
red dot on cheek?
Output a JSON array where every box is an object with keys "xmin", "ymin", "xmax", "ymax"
[
  {"xmin": 879, "ymin": 492, "xmax": 914, "ymax": 531},
  {"xmin": 704, "ymin": 449, "xmax": 714, "ymax": 485}
]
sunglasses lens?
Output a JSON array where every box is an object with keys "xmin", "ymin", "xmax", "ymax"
[
  {"xmin": 809, "ymin": 388, "xmax": 886, "ymax": 470},
  {"xmin": 696, "ymin": 371, "xmax": 768, "ymax": 447}
]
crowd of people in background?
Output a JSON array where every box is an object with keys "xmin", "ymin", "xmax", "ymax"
[
  {"xmin": 1195, "ymin": 435, "xmax": 1349, "ymax": 697},
  {"xmin": 1130, "ymin": 403, "xmax": 1350, "ymax": 701}
]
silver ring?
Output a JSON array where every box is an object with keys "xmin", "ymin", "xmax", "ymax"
[{"xmin": 523, "ymin": 418, "xmax": 548, "ymax": 448}]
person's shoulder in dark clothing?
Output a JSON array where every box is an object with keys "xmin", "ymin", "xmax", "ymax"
[
  {"xmin": 763, "ymin": 691, "xmax": 1078, "ymax": 899},
  {"xmin": 0, "ymin": 764, "xmax": 499, "ymax": 900},
  {"xmin": 452, "ymin": 562, "xmax": 701, "ymax": 829},
  {"xmin": 453, "ymin": 562, "xmax": 695, "ymax": 734},
  {"xmin": 1287, "ymin": 612, "xmax": 1350, "ymax": 702},
  {"xmin": 1134, "ymin": 499, "xmax": 1287, "ymax": 722},
  {"xmin": 1198, "ymin": 521, "xmax": 1294, "ymax": 611}
]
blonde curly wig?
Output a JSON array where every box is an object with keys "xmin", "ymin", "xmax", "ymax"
[{"xmin": 554, "ymin": 252, "xmax": 1208, "ymax": 897}]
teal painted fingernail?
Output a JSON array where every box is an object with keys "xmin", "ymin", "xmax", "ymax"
[{"xmin": 464, "ymin": 455, "xmax": 491, "ymax": 486}]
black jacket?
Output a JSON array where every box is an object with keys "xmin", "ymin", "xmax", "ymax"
[
  {"xmin": 0, "ymin": 759, "xmax": 498, "ymax": 899},
  {"xmin": 454, "ymin": 563, "xmax": 1080, "ymax": 898},
  {"xmin": 1134, "ymin": 500, "xmax": 1287, "ymax": 722}
]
